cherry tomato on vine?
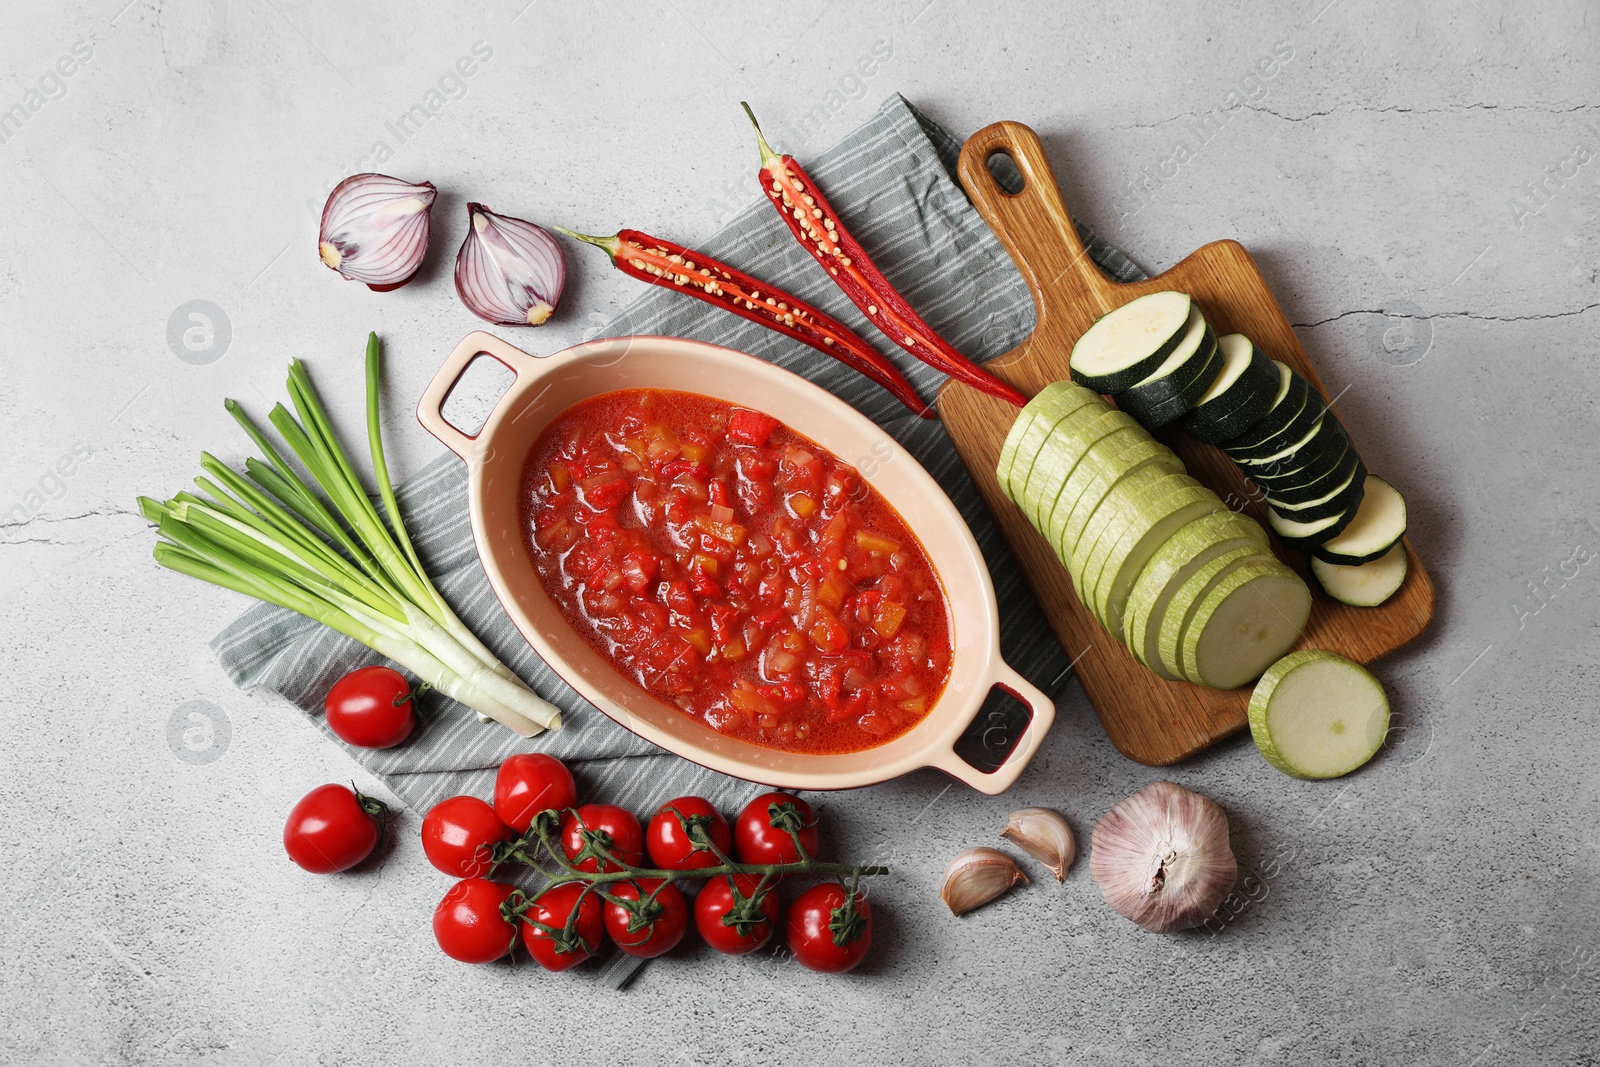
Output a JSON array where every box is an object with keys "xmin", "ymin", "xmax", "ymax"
[
  {"xmin": 519, "ymin": 881, "xmax": 606, "ymax": 971},
  {"xmin": 695, "ymin": 873, "xmax": 781, "ymax": 955},
  {"xmin": 493, "ymin": 753, "xmax": 578, "ymax": 832},
  {"xmin": 283, "ymin": 783, "xmax": 386, "ymax": 874},
  {"xmin": 603, "ymin": 879, "xmax": 689, "ymax": 959},
  {"xmin": 323, "ymin": 665, "xmax": 417, "ymax": 749},
  {"xmin": 734, "ymin": 791, "xmax": 819, "ymax": 866},
  {"xmin": 646, "ymin": 796, "xmax": 732, "ymax": 871},
  {"xmin": 433, "ymin": 878, "xmax": 517, "ymax": 964},
  {"xmin": 421, "ymin": 795, "xmax": 512, "ymax": 878},
  {"xmin": 560, "ymin": 803, "xmax": 645, "ymax": 873},
  {"xmin": 787, "ymin": 882, "xmax": 872, "ymax": 973}
]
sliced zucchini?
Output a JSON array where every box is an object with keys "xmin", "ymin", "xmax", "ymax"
[
  {"xmin": 1311, "ymin": 476, "xmax": 1407, "ymax": 565},
  {"xmin": 1045, "ymin": 436, "xmax": 1178, "ymax": 563},
  {"xmin": 1117, "ymin": 330, "xmax": 1223, "ymax": 429},
  {"xmin": 1002, "ymin": 386, "xmax": 1107, "ymax": 502},
  {"xmin": 1091, "ymin": 486, "xmax": 1228, "ymax": 637},
  {"xmin": 1079, "ymin": 473, "xmax": 1208, "ymax": 614},
  {"xmin": 1248, "ymin": 650, "xmax": 1390, "ymax": 778},
  {"xmin": 1071, "ymin": 469, "xmax": 1197, "ymax": 599},
  {"xmin": 1178, "ymin": 334, "xmax": 1279, "ymax": 444},
  {"xmin": 1249, "ymin": 429, "xmax": 1361, "ymax": 503},
  {"xmin": 1128, "ymin": 531, "xmax": 1267, "ymax": 679},
  {"xmin": 1054, "ymin": 438, "xmax": 1184, "ymax": 562},
  {"xmin": 1068, "ymin": 291, "xmax": 1194, "ymax": 393},
  {"xmin": 1310, "ymin": 542, "xmax": 1407, "ymax": 607},
  {"xmin": 1180, "ymin": 559, "xmax": 1311, "ymax": 689},
  {"xmin": 1113, "ymin": 305, "xmax": 1215, "ymax": 410},
  {"xmin": 1268, "ymin": 504, "xmax": 1355, "ymax": 549},
  {"xmin": 1235, "ymin": 413, "xmax": 1344, "ymax": 476},
  {"xmin": 1220, "ymin": 367, "xmax": 1313, "ymax": 456},
  {"xmin": 1019, "ymin": 406, "xmax": 1138, "ymax": 532},
  {"xmin": 1266, "ymin": 462, "xmax": 1366, "ymax": 524},
  {"xmin": 1154, "ymin": 546, "xmax": 1267, "ymax": 680},
  {"xmin": 1065, "ymin": 463, "xmax": 1190, "ymax": 610},
  {"xmin": 998, "ymin": 382, "xmax": 1101, "ymax": 497},
  {"xmin": 1224, "ymin": 384, "xmax": 1327, "ymax": 461}
]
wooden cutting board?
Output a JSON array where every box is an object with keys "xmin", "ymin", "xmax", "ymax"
[{"xmin": 938, "ymin": 121, "xmax": 1436, "ymax": 766}]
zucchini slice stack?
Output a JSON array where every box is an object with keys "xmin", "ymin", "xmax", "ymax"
[
  {"xmin": 999, "ymin": 381, "xmax": 1310, "ymax": 690},
  {"xmin": 1070, "ymin": 290, "xmax": 1410, "ymax": 608}
]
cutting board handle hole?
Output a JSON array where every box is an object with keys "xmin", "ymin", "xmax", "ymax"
[{"xmin": 985, "ymin": 150, "xmax": 1025, "ymax": 196}]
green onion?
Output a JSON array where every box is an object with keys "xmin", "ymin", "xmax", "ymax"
[{"xmin": 139, "ymin": 333, "xmax": 561, "ymax": 737}]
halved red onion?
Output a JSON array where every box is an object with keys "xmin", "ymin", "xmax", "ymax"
[
  {"xmin": 454, "ymin": 203, "xmax": 566, "ymax": 326},
  {"xmin": 318, "ymin": 173, "xmax": 436, "ymax": 291}
]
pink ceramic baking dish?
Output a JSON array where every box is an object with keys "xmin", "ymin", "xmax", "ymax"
[{"xmin": 416, "ymin": 331, "xmax": 1055, "ymax": 794}]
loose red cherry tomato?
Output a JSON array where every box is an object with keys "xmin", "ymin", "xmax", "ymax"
[
  {"xmin": 787, "ymin": 882, "xmax": 872, "ymax": 973},
  {"xmin": 560, "ymin": 804, "xmax": 645, "ymax": 873},
  {"xmin": 695, "ymin": 874, "xmax": 781, "ymax": 955},
  {"xmin": 519, "ymin": 881, "xmax": 606, "ymax": 971},
  {"xmin": 493, "ymin": 753, "xmax": 578, "ymax": 832},
  {"xmin": 646, "ymin": 796, "xmax": 732, "ymax": 871},
  {"xmin": 433, "ymin": 878, "xmax": 517, "ymax": 964},
  {"xmin": 323, "ymin": 665, "xmax": 417, "ymax": 749},
  {"xmin": 734, "ymin": 791, "xmax": 819, "ymax": 865},
  {"xmin": 603, "ymin": 879, "xmax": 689, "ymax": 959},
  {"xmin": 283, "ymin": 783, "xmax": 385, "ymax": 874},
  {"xmin": 421, "ymin": 795, "xmax": 512, "ymax": 878}
]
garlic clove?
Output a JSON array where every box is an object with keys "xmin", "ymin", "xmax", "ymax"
[
  {"xmin": 454, "ymin": 202, "xmax": 566, "ymax": 326},
  {"xmin": 318, "ymin": 173, "xmax": 436, "ymax": 291},
  {"xmin": 1000, "ymin": 806, "xmax": 1076, "ymax": 882},
  {"xmin": 940, "ymin": 846, "xmax": 1029, "ymax": 917},
  {"xmin": 1089, "ymin": 781, "xmax": 1237, "ymax": 934}
]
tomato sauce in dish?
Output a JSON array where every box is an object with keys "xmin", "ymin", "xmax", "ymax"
[{"xmin": 521, "ymin": 389, "xmax": 952, "ymax": 755}]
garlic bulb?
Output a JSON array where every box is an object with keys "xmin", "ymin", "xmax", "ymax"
[
  {"xmin": 454, "ymin": 202, "xmax": 566, "ymax": 326},
  {"xmin": 1000, "ymin": 807, "xmax": 1076, "ymax": 882},
  {"xmin": 318, "ymin": 173, "xmax": 436, "ymax": 290},
  {"xmin": 940, "ymin": 847, "xmax": 1029, "ymax": 916},
  {"xmin": 1089, "ymin": 781, "xmax": 1237, "ymax": 933}
]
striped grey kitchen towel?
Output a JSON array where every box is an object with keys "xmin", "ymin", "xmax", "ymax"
[{"xmin": 211, "ymin": 92, "xmax": 1144, "ymax": 986}]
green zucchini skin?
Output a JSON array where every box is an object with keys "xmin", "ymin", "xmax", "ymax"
[
  {"xmin": 1117, "ymin": 336, "xmax": 1223, "ymax": 429},
  {"xmin": 1178, "ymin": 341, "xmax": 1278, "ymax": 444},
  {"xmin": 1228, "ymin": 392, "xmax": 1330, "ymax": 461},
  {"xmin": 1256, "ymin": 444, "xmax": 1366, "ymax": 506},
  {"xmin": 1239, "ymin": 418, "xmax": 1352, "ymax": 489},
  {"xmin": 1267, "ymin": 465, "xmax": 1367, "ymax": 523},
  {"xmin": 1269, "ymin": 502, "xmax": 1357, "ymax": 549},
  {"xmin": 1221, "ymin": 371, "xmax": 1315, "ymax": 455}
]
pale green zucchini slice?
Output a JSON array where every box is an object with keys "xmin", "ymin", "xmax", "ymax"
[
  {"xmin": 1179, "ymin": 559, "xmax": 1311, "ymax": 689},
  {"xmin": 1154, "ymin": 546, "xmax": 1267, "ymax": 680},
  {"xmin": 1248, "ymin": 650, "xmax": 1390, "ymax": 778}
]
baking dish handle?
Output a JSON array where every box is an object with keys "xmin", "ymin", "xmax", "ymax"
[
  {"xmin": 928, "ymin": 661, "xmax": 1056, "ymax": 795},
  {"xmin": 416, "ymin": 331, "xmax": 541, "ymax": 462}
]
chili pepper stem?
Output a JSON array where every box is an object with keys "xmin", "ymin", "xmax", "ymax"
[
  {"xmin": 553, "ymin": 226, "xmax": 619, "ymax": 256},
  {"xmin": 740, "ymin": 101, "xmax": 785, "ymax": 169}
]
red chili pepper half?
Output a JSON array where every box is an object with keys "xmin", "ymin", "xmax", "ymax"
[
  {"xmin": 741, "ymin": 104, "xmax": 1027, "ymax": 409},
  {"xmin": 558, "ymin": 227, "xmax": 935, "ymax": 419}
]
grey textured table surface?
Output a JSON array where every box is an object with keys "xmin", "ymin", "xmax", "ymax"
[{"xmin": 2, "ymin": 2, "xmax": 1597, "ymax": 1065}]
